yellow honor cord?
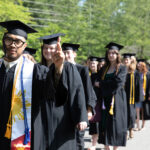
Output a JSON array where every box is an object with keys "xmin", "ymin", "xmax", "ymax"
[
  {"xmin": 132, "ymin": 73, "xmax": 135, "ymax": 104},
  {"xmin": 4, "ymin": 57, "xmax": 23, "ymax": 139},
  {"xmin": 89, "ymin": 71, "xmax": 91, "ymax": 76},
  {"xmin": 129, "ymin": 73, "xmax": 135, "ymax": 104},
  {"xmin": 109, "ymin": 96, "xmax": 115, "ymax": 115},
  {"xmin": 101, "ymin": 65, "xmax": 110, "ymax": 80},
  {"xmin": 143, "ymin": 74, "xmax": 146, "ymax": 100}
]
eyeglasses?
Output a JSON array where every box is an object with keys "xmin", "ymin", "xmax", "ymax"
[{"xmin": 4, "ymin": 37, "xmax": 25, "ymax": 48}]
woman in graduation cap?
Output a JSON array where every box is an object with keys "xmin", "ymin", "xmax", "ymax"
[
  {"xmin": 97, "ymin": 57, "xmax": 105, "ymax": 72},
  {"xmin": 135, "ymin": 60, "xmax": 150, "ymax": 131},
  {"xmin": 39, "ymin": 34, "xmax": 88, "ymax": 150},
  {"xmin": 96, "ymin": 42, "xmax": 127, "ymax": 150},
  {"xmin": 122, "ymin": 53, "xmax": 137, "ymax": 138}
]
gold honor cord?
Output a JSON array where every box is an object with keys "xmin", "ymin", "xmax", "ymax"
[
  {"xmin": 5, "ymin": 57, "xmax": 23, "ymax": 139},
  {"xmin": 89, "ymin": 71, "xmax": 91, "ymax": 76},
  {"xmin": 129, "ymin": 73, "xmax": 135, "ymax": 104},
  {"xmin": 143, "ymin": 74, "xmax": 147, "ymax": 100},
  {"xmin": 101, "ymin": 65, "xmax": 115, "ymax": 115}
]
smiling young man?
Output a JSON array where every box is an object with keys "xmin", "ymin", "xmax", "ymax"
[{"xmin": 0, "ymin": 20, "xmax": 65, "ymax": 150}]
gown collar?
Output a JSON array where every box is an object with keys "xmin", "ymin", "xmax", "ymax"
[{"xmin": 3, "ymin": 57, "xmax": 21, "ymax": 72}]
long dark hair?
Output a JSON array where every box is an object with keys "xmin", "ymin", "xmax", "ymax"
[
  {"xmin": 40, "ymin": 45, "xmax": 47, "ymax": 66},
  {"xmin": 102, "ymin": 49, "xmax": 122, "ymax": 75}
]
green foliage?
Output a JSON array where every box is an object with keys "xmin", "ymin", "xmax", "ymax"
[
  {"xmin": 0, "ymin": 0, "xmax": 32, "ymax": 57},
  {"xmin": 1, "ymin": 0, "xmax": 150, "ymax": 63}
]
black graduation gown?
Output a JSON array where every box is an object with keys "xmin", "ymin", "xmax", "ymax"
[
  {"xmin": 89, "ymin": 72, "xmax": 100, "ymax": 135},
  {"xmin": 125, "ymin": 72, "xmax": 137, "ymax": 129},
  {"xmin": 91, "ymin": 72, "xmax": 100, "ymax": 99},
  {"xmin": 141, "ymin": 72, "xmax": 150, "ymax": 120},
  {"xmin": 134, "ymin": 71, "xmax": 150, "ymax": 120},
  {"xmin": 75, "ymin": 64, "xmax": 97, "ymax": 110},
  {"xmin": 44, "ymin": 62, "xmax": 88, "ymax": 150},
  {"xmin": 0, "ymin": 62, "xmax": 54, "ymax": 150},
  {"xmin": 134, "ymin": 70, "xmax": 144, "ymax": 103},
  {"xmin": 97, "ymin": 65, "xmax": 127, "ymax": 146}
]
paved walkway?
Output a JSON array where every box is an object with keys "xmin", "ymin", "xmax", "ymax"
[{"xmin": 84, "ymin": 121, "xmax": 150, "ymax": 150}]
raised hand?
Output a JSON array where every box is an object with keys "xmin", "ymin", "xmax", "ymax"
[{"xmin": 52, "ymin": 37, "xmax": 65, "ymax": 73}]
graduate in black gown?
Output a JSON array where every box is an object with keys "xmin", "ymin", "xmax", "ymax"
[
  {"xmin": 96, "ymin": 42, "xmax": 127, "ymax": 150},
  {"xmin": 62, "ymin": 43, "xmax": 97, "ymax": 150},
  {"xmin": 135, "ymin": 59, "xmax": 150, "ymax": 130},
  {"xmin": 87, "ymin": 56, "xmax": 101, "ymax": 150},
  {"xmin": 97, "ymin": 57, "xmax": 105, "ymax": 72},
  {"xmin": 122, "ymin": 53, "xmax": 137, "ymax": 139},
  {"xmin": 39, "ymin": 35, "xmax": 88, "ymax": 150},
  {"xmin": 0, "ymin": 21, "xmax": 67, "ymax": 150}
]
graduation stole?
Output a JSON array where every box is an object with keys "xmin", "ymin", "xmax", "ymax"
[
  {"xmin": 129, "ymin": 73, "xmax": 135, "ymax": 104},
  {"xmin": 143, "ymin": 74, "xmax": 147, "ymax": 100},
  {"xmin": 4, "ymin": 56, "xmax": 34, "ymax": 149},
  {"xmin": 101, "ymin": 65, "xmax": 115, "ymax": 115}
]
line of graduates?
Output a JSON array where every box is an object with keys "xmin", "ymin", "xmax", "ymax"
[
  {"xmin": 0, "ymin": 20, "xmax": 97, "ymax": 150},
  {"xmin": 86, "ymin": 46, "xmax": 150, "ymax": 150},
  {"xmin": 1, "ymin": 19, "xmax": 150, "ymax": 150}
]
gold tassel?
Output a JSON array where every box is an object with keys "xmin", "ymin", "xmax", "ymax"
[
  {"xmin": 5, "ymin": 123, "xmax": 12, "ymax": 139},
  {"xmin": 109, "ymin": 96, "xmax": 115, "ymax": 115}
]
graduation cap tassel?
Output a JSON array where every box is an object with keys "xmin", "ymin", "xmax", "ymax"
[
  {"xmin": 24, "ymin": 127, "xmax": 30, "ymax": 145},
  {"xmin": 109, "ymin": 96, "xmax": 115, "ymax": 115}
]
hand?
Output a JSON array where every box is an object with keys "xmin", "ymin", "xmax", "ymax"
[
  {"xmin": 22, "ymin": 54, "xmax": 36, "ymax": 64},
  {"xmin": 76, "ymin": 121, "xmax": 87, "ymax": 131},
  {"xmin": 94, "ymin": 81, "xmax": 100, "ymax": 87},
  {"xmin": 52, "ymin": 37, "xmax": 65, "ymax": 74},
  {"xmin": 87, "ymin": 111, "xmax": 93, "ymax": 120}
]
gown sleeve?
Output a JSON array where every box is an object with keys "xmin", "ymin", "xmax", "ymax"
[
  {"xmin": 50, "ymin": 62, "xmax": 88, "ymax": 126},
  {"xmin": 79, "ymin": 66, "xmax": 97, "ymax": 110}
]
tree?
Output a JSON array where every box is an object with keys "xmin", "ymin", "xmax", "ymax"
[{"xmin": 0, "ymin": 0, "xmax": 33, "ymax": 57}]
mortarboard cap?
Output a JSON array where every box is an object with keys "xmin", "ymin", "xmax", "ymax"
[
  {"xmin": 23, "ymin": 47, "xmax": 36, "ymax": 55},
  {"xmin": 62, "ymin": 43, "xmax": 80, "ymax": 51},
  {"xmin": 39, "ymin": 33, "xmax": 65, "ymax": 45},
  {"xmin": 105, "ymin": 42, "xmax": 124, "ymax": 51},
  {"xmin": 88, "ymin": 56, "xmax": 98, "ymax": 61},
  {"xmin": 98, "ymin": 57, "xmax": 105, "ymax": 62},
  {"xmin": 130, "ymin": 53, "xmax": 136, "ymax": 57},
  {"xmin": 122, "ymin": 53, "xmax": 131, "ymax": 58},
  {"xmin": 137, "ymin": 59, "xmax": 146, "ymax": 63},
  {"xmin": 0, "ymin": 20, "xmax": 37, "ymax": 39}
]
